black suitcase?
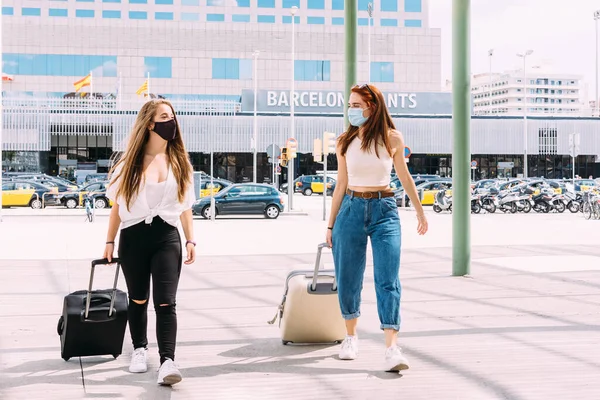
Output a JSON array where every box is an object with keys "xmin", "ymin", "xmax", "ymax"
[{"xmin": 57, "ymin": 258, "xmax": 128, "ymax": 361}]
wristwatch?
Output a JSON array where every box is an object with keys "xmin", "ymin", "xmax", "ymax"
[{"xmin": 186, "ymin": 240, "xmax": 197, "ymax": 247}]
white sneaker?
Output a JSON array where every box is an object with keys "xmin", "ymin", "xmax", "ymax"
[
  {"xmin": 157, "ymin": 358, "xmax": 182, "ymax": 386},
  {"xmin": 384, "ymin": 346, "xmax": 410, "ymax": 372},
  {"xmin": 339, "ymin": 335, "xmax": 359, "ymax": 360},
  {"xmin": 129, "ymin": 347, "xmax": 148, "ymax": 373}
]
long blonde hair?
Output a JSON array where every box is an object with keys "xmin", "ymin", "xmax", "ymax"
[{"xmin": 109, "ymin": 99, "xmax": 193, "ymax": 211}]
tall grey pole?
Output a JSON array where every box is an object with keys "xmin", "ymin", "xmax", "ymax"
[
  {"xmin": 452, "ymin": 0, "xmax": 471, "ymax": 276},
  {"xmin": 518, "ymin": 50, "xmax": 533, "ymax": 178},
  {"xmin": 252, "ymin": 50, "xmax": 259, "ymax": 183},
  {"xmin": 288, "ymin": 6, "xmax": 298, "ymax": 211},
  {"xmin": 368, "ymin": 2, "xmax": 373, "ymax": 82},
  {"xmin": 595, "ymin": 11, "xmax": 600, "ymax": 117},
  {"xmin": 488, "ymin": 49, "xmax": 493, "ymax": 115},
  {"xmin": 344, "ymin": 0, "xmax": 357, "ymax": 128},
  {"xmin": 0, "ymin": 10, "xmax": 3, "ymax": 222}
]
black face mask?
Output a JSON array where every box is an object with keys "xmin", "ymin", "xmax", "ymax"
[{"xmin": 153, "ymin": 119, "xmax": 177, "ymax": 141}]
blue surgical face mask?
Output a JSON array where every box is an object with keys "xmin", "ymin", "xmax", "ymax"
[{"xmin": 348, "ymin": 108, "xmax": 368, "ymax": 127}]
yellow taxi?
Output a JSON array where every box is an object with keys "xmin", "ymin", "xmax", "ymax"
[
  {"xmin": 417, "ymin": 180, "xmax": 453, "ymax": 205},
  {"xmin": 1, "ymin": 180, "xmax": 61, "ymax": 209},
  {"xmin": 198, "ymin": 179, "xmax": 231, "ymax": 198}
]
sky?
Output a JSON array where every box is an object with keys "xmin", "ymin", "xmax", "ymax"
[{"xmin": 429, "ymin": 0, "xmax": 600, "ymax": 99}]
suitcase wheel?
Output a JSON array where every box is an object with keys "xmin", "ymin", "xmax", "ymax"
[
  {"xmin": 282, "ymin": 340, "xmax": 291, "ymax": 345},
  {"xmin": 57, "ymin": 316, "xmax": 64, "ymax": 336},
  {"xmin": 335, "ymin": 340, "xmax": 343, "ymax": 344},
  {"xmin": 113, "ymin": 354, "xmax": 120, "ymax": 359},
  {"xmin": 63, "ymin": 357, "xmax": 70, "ymax": 362}
]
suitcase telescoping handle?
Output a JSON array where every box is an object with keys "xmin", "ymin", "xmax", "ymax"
[
  {"xmin": 85, "ymin": 258, "xmax": 121, "ymax": 319},
  {"xmin": 311, "ymin": 243, "xmax": 336, "ymax": 292}
]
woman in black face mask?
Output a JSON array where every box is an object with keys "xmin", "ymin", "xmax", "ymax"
[{"xmin": 104, "ymin": 99, "xmax": 196, "ymax": 386}]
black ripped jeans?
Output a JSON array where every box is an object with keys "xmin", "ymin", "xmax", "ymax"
[{"xmin": 118, "ymin": 216, "xmax": 182, "ymax": 364}]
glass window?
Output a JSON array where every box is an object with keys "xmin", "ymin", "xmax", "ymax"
[
  {"xmin": 257, "ymin": 0, "xmax": 275, "ymax": 7},
  {"xmin": 156, "ymin": 0, "xmax": 173, "ymax": 3},
  {"xmin": 102, "ymin": 10, "xmax": 121, "ymax": 18},
  {"xmin": 207, "ymin": 0, "xmax": 221, "ymax": 4},
  {"xmin": 381, "ymin": 18, "xmax": 397, "ymax": 26},
  {"xmin": 181, "ymin": 0, "xmax": 198, "ymax": 4},
  {"xmin": 294, "ymin": 60, "xmax": 330, "ymax": 81},
  {"xmin": 155, "ymin": 11, "xmax": 173, "ymax": 20},
  {"xmin": 282, "ymin": 15, "xmax": 300, "ymax": 23},
  {"xmin": 332, "ymin": 17, "xmax": 344, "ymax": 25},
  {"xmin": 212, "ymin": 58, "xmax": 252, "ymax": 80},
  {"xmin": 404, "ymin": 19, "xmax": 422, "ymax": 27},
  {"xmin": 380, "ymin": 0, "xmax": 397, "ymax": 11},
  {"xmin": 239, "ymin": 59, "xmax": 252, "ymax": 80},
  {"xmin": 2, "ymin": 183, "xmax": 15, "ymax": 191},
  {"xmin": 144, "ymin": 57, "xmax": 172, "ymax": 78},
  {"xmin": 129, "ymin": 0, "xmax": 147, "ymax": 3},
  {"xmin": 103, "ymin": 0, "xmax": 121, "ymax": 3},
  {"xmin": 232, "ymin": 14, "xmax": 250, "ymax": 22},
  {"xmin": 404, "ymin": 0, "xmax": 421, "ymax": 12},
  {"xmin": 358, "ymin": 17, "xmax": 368, "ymax": 26},
  {"xmin": 307, "ymin": 0, "xmax": 324, "ymax": 8},
  {"xmin": 257, "ymin": 15, "xmax": 275, "ymax": 23},
  {"xmin": 129, "ymin": 11, "xmax": 147, "ymax": 19},
  {"xmin": 4, "ymin": 54, "xmax": 117, "ymax": 77},
  {"xmin": 76, "ymin": 9, "xmax": 95, "ymax": 17},
  {"xmin": 358, "ymin": 0, "xmax": 368, "ymax": 10},
  {"xmin": 2, "ymin": 6, "xmax": 14, "ymax": 15},
  {"xmin": 77, "ymin": 0, "xmax": 94, "ymax": 2},
  {"xmin": 283, "ymin": 0, "xmax": 299, "ymax": 7},
  {"xmin": 371, "ymin": 61, "xmax": 394, "ymax": 82},
  {"xmin": 22, "ymin": 8, "xmax": 41, "ymax": 16},
  {"xmin": 49, "ymin": 8, "xmax": 68, "ymax": 16},
  {"xmin": 207, "ymin": 13, "xmax": 225, "ymax": 21},
  {"xmin": 236, "ymin": 0, "xmax": 250, "ymax": 6},
  {"xmin": 332, "ymin": 0, "xmax": 343, "ymax": 10},
  {"xmin": 307, "ymin": 16, "xmax": 324, "ymax": 24},
  {"xmin": 181, "ymin": 12, "xmax": 199, "ymax": 20}
]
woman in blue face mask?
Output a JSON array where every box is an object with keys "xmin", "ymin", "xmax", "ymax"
[{"xmin": 325, "ymin": 83, "xmax": 428, "ymax": 372}]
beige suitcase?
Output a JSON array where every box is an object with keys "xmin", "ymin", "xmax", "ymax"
[{"xmin": 268, "ymin": 243, "xmax": 347, "ymax": 345}]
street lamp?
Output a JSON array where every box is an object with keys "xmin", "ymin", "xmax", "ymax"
[
  {"xmin": 594, "ymin": 10, "xmax": 600, "ymax": 117},
  {"xmin": 488, "ymin": 49, "xmax": 493, "ymax": 115},
  {"xmin": 368, "ymin": 2, "xmax": 373, "ymax": 82},
  {"xmin": 517, "ymin": 49, "xmax": 533, "ymax": 178},
  {"xmin": 252, "ymin": 50, "xmax": 260, "ymax": 183},
  {"xmin": 288, "ymin": 5, "xmax": 298, "ymax": 211}
]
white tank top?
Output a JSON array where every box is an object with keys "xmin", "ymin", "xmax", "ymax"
[
  {"xmin": 146, "ymin": 180, "xmax": 167, "ymax": 209},
  {"xmin": 346, "ymin": 137, "xmax": 393, "ymax": 187}
]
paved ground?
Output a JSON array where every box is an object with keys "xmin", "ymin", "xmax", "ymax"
[{"xmin": 1, "ymin": 194, "xmax": 599, "ymax": 399}]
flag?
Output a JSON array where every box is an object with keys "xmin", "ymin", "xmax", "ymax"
[
  {"xmin": 136, "ymin": 79, "xmax": 148, "ymax": 96},
  {"xmin": 74, "ymin": 74, "xmax": 91, "ymax": 92}
]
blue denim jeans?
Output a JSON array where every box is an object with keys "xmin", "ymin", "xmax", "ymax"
[{"xmin": 332, "ymin": 193, "xmax": 402, "ymax": 331}]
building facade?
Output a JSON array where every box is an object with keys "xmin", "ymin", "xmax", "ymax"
[
  {"xmin": 1, "ymin": 0, "xmax": 439, "ymax": 100},
  {"xmin": 471, "ymin": 68, "xmax": 585, "ymax": 117}
]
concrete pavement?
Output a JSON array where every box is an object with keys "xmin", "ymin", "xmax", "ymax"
[{"xmin": 1, "ymin": 194, "xmax": 599, "ymax": 399}]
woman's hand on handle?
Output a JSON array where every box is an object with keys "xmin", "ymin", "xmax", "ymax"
[
  {"xmin": 326, "ymin": 228, "xmax": 333, "ymax": 248},
  {"xmin": 103, "ymin": 243, "xmax": 114, "ymax": 263}
]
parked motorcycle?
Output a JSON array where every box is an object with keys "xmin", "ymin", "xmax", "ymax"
[{"xmin": 433, "ymin": 188, "xmax": 452, "ymax": 213}]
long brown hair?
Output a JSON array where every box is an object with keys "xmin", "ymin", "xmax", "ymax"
[
  {"xmin": 108, "ymin": 99, "xmax": 193, "ymax": 211},
  {"xmin": 338, "ymin": 84, "xmax": 395, "ymax": 158}
]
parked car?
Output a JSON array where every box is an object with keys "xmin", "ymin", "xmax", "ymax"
[
  {"xmin": 197, "ymin": 179, "xmax": 232, "ymax": 198},
  {"xmin": 280, "ymin": 175, "xmax": 335, "ymax": 196},
  {"xmin": 61, "ymin": 181, "xmax": 112, "ymax": 209},
  {"xmin": 395, "ymin": 180, "xmax": 453, "ymax": 206},
  {"xmin": 193, "ymin": 183, "xmax": 285, "ymax": 219},
  {"xmin": 1, "ymin": 180, "xmax": 61, "ymax": 209}
]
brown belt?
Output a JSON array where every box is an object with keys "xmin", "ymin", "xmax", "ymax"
[{"xmin": 346, "ymin": 189, "xmax": 395, "ymax": 199}]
